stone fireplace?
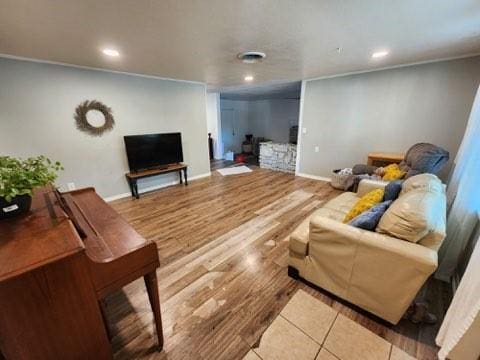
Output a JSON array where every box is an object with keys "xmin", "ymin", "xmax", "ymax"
[{"xmin": 259, "ymin": 142, "xmax": 297, "ymax": 173}]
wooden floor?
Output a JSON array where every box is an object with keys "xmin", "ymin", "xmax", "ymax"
[
  {"xmin": 210, "ymin": 159, "xmax": 235, "ymax": 171},
  {"xmin": 210, "ymin": 158, "xmax": 259, "ymax": 172},
  {"xmin": 107, "ymin": 168, "xmax": 449, "ymax": 360}
]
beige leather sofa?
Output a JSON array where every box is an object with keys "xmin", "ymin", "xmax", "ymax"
[{"xmin": 288, "ymin": 174, "xmax": 446, "ymax": 324}]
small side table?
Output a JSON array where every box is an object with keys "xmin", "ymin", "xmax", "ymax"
[
  {"xmin": 367, "ymin": 152, "xmax": 405, "ymax": 167},
  {"xmin": 125, "ymin": 163, "xmax": 188, "ymax": 199}
]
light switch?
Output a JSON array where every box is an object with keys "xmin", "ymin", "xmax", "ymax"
[
  {"xmin": 314, "ymin": 146, "xmax": 319, "ymax": 153},
  {"xmin": 302, "ymin": 127, "xmax": 307, "ymax": 134}
]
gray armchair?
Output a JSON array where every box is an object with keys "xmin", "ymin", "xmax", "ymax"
[
  {"xmin": 349, "ymin": 143, "xmax": 449, "ymax": 192},
  {"xmin": 399, "ymin": 143, "xmax": 450, "ymax": 178}
]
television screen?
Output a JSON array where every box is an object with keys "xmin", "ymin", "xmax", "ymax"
[{"xmin": 124, "ymin": 133, "xmax": 183, "ymax": 172}]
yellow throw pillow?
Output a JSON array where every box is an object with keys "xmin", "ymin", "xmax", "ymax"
[
  {"xmin": 382, "ymin": 164, "xmax": 405, "ymax": 181},
  {"xmin": 343, "ymin": 188, "xmax": 385, "ymax": 223}
]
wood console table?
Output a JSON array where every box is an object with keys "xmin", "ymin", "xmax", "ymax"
[
  {"xmin": 367, "ymin": 152, "xmax": 404, "ymax": 167},
  {"xmin": 126, "ymin": 163, "xmax": 188, "ymax": 199}
]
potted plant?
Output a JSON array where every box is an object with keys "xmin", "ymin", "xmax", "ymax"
[{"xmin": 0, "ymin": 156, "xmax": 63, "ymax": 219}]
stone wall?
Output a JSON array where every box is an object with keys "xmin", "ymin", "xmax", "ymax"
[{"xmin": 259, "ymin": 142, "xmax": 297, "ymax": 173}]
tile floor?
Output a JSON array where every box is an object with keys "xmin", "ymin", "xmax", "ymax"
[{"xmin": 243, "ymin": 290, "xmax": 417, "ymax": 360}]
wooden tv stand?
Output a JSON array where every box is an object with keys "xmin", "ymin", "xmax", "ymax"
[{"xmin": 125, "ymin": 163, "xmax": 188, "ymax": 199}]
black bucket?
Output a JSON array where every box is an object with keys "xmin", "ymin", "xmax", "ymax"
[{"xmin": 0, "ymin": 194, "xmax": 32, "ymax": 219}]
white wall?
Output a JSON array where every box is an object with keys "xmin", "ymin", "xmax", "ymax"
[
  {"xmin": 248, "ymin": 99, "xmax": 300, "ymax": 142},
  {"xmin": 0, "ymin": 58, "xmax": 211, "ymax": 199},
  {"xmin": 219, "ymin": 98, "xmax": 299, "ymax": 155},
  {"xmin": 298, "ymin": 56, "xmax": 480, "ymax": 180},
  {"xmin": 206, "ymin": 92, "xmax": 222, "ymax": 159}
]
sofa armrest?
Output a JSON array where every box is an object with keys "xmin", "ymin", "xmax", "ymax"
[
  {"xmin": 308, "ymin": 216, "xmax": 437, "ymax": 324},
  {"xmin": 309, "ymin": 216, "xmax": 437, "ymax": 273},
  {"xmin": 307, "ymin": 215, "xmax": 438, "ymax": 324},
  {"xmin": 289, "ymin": 214, "xmax": 312, "ymax": 256},
  {"xmin": 356, "ymin": 179, "xmax": 388, "ymax": 197}
]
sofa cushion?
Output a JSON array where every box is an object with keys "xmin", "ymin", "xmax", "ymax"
[
  {"xmin": 376, "ymin": 186, "xmax": 446, "ymax": 243},
  {"xmin": 356, "ymin": 179, "xmax": 388, "ymax": 197},
  {"xmin": 323, "ymin": 192, "xmax": 359, "ymax": 215},
  {"xmin": 348, "ymin": 200, "xmax": 392, "ymax": 230},
  {"xmin": 343, "ymin": 189, "xmax": 385, "ymax": 223},
  {"xmin": 312, "ymin": 207, "xmax": 347, "ymax": 222},
  {"xmin": 400, "ymin": 173, "xmax": 444, "ymax": 195}
]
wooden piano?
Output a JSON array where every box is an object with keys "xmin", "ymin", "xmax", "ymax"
[{"xmin": 0, "ymin": 186, "xmax": 163, "ymax": 359}]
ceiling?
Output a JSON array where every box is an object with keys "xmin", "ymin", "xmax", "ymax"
[
  {"xmin": 1, "ymin": 0, "xmax": 479, "ymax": 91},
  {"xmin": 220, "ymin": 81, "xmax": 301, "ymax": 101}
]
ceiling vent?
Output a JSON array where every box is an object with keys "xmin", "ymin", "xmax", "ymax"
[{"xmin": 237, "ymin": 51, "xmax": 266, "ymax": 63}]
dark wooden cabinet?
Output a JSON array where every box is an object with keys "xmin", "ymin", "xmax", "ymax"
[{"xmin": 0, "ymin": 186, "xmax": 163, "ymax": 359}]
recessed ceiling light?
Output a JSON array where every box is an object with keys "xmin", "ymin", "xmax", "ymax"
[
  {"xmin": 237, "ymin": 51, "xmax": 266, "ymax": 63},
  {"xmin": 372, "ymin": 50, "xmax": 389, "ymax": 59},
  {"xmin": 102, "ymin": 48, "xmax": 120, "ymax": 57},
  {"xmin": 244, "ymin": 75, "xmax": 254, "ymax": 82}
]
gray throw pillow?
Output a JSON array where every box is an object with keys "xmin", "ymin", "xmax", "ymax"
[{"xmin": 348, "ymin": 200, "xmax": 393, "ymax": 231}]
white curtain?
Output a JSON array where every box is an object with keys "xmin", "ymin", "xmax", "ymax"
[
  {"xmin": 436, "ymin": 85, "xmax": 480, "ymax": 281},
  {"xmin": 436, "ymin": 232, "xmax": 480, "ymax": 359}
]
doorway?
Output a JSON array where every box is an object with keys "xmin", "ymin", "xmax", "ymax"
[{"xmin": 221, "ymin": 108, "xmax": 236, "ymax": 156}]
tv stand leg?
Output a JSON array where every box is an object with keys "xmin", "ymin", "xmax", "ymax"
[
  {"xmin": 126, "ymin": 176, "xmax": 136, "ymax": 198},
  {"xmin": 128, "ymin": 178, "xmax": 139, "ymax": 199},
  {"xmin": 183, "ymin": 168, "xmax": 188, "ymax": 185},
  {"xmin": 178, "ymin": 170, "xmax": 183, "ymax": 184},
  {"xmin": 134, "ymin": 180, "xmax": 139, "ymax": 199}
]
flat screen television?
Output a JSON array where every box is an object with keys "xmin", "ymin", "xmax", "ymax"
[{"xmin": 124, "ymin": 132, "xmax": 183, "ymax": 172}]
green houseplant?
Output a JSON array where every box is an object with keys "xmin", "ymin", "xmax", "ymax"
[{"xmin": 0, "ymin": 156, "xmax": 63, "ymax": 219}]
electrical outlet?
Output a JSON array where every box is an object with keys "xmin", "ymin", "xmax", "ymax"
[
  {"xmin": 67, "ymin": 182, "xmax": 76, "ymax": 191},
  {"xmin": 314, "ymin": 146, "xmax": 319, "ymax": 153},
  {"xmin": 302, "ymin": 127, "xmax": 307, "ymax": 134}
]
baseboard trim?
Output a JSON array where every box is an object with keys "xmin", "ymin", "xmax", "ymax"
[
  {"xmin": 296, "ymin": 172, "xmax": 331, "ymax": 182},
  {"xmin": 104, "ymin": 172, "xmax": 211, "ymax": 202}
]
